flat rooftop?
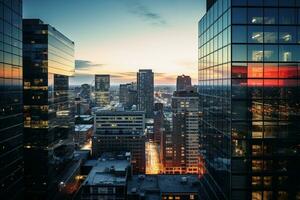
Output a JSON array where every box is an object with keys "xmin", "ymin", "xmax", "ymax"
[
  {"xmin": 83, "ymin": 159, "xmax": 130, "ymax": 186},
  {"xmin": 75, "ymin": 124, "xmax": 93, "ymax": 132},
  {"xmin": 127, "ymin": 175, "xmax": 200, "ymax": 195}
]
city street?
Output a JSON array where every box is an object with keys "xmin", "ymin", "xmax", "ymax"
[{"xmin": 145, "ymin": 141, "xmax": 161, "ymax": 174}]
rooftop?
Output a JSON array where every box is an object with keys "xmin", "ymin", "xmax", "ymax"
[
  {"xmin": 75, "ymin": 124, "xmax": 93, "ymax": 132},
  {"xmin": 83, "ymin": 158, "xmax": 131, "ymax": 186},
  {"xmin": 127, "ymin": 174, "xmax": 200, "ymax": 196}
]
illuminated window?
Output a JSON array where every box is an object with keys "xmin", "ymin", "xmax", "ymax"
[{"xmin": 252, "ymin": 192, "xmax": 262, "ymax": 200}]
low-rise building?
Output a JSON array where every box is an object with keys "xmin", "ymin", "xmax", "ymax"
[
  {"xmin": 78, "ymin": 152, "xmax": 132, "ymax": 200},
  {"xmin": 74, "ymin": 124, "xmax": 93, "ymax": 149},
  {"xmin": 127, "ymin": 175, "xmax": 201, "ymax": 200}
]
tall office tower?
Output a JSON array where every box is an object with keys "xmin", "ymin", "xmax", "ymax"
[
  {"xmin": 171, "ymin": 90, "xmax": 200, "ymax": 174},
  {"xmin": 198, "ymin": 0, "xmax": 300, "ymax": 199},
  {"xmin": 176, "ymin": 74, "xmax": 192, "ymax": 91},
  {"xmin": 137, "ymin": 69, "xmax": 154, "ymax": 118},
  {"xmin": 0, "ymin": 0, "xmax": 23, "ymax": 199},
  {"xmin": 95, "ymin": 74, "xmax": 110, "ymax": 107},
  {"xmin": 93, "ymin": 110, "xmax": 146, "ymax": 173},
  {"xmin": 119, "ymin": 82, "xmax": 137, "ymax": 109},
  {"xmin": 153, "ymin": 103, "xmax": 164, "ymax": 144},
  {"xmin": 23, "ymin": 19, "xmax": 75, "ymax": 199}
]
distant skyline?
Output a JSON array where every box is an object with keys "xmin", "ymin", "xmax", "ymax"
[{"xmin": 24, "ymin": 0, "xmax": 205, "ymax": 85}]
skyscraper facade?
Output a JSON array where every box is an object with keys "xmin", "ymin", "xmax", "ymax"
[
  {"xmin": 95, "ymin": 74, "xmax": 110, "ymax": 107},
  {"xmin": 171, "ymin": 90, "xmax": 200, "ymax": 174},
  {"xmin": 93, "ymin": 110, "xmax": 146, "ymax": 173},
  {"xmin": 176, "ymin": 74, "xmax": 192, "ymax": 91},
  {"xmin": 137, "ymin": 69, "xmax": 154, "ymax": 118},
  {"xmin": 23, "ymin": 19, "xmax": 75, "ymax": 199},
  {"xmin": 0, "ymin": 0, "xmax": 23, "ymax": 199},
  {"xmin": 198, "ymin": 0, "xmax": 300, "ymax": 199}
]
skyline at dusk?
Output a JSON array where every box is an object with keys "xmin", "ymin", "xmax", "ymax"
[{"xmin": 23, "ymin": 0, "xmax": 205, "ymax": 85}]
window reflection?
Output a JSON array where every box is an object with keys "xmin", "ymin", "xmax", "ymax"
[
  {"xmin": 248, "ymin": 63, "xmax": 263, "ymax": 78},
  {"xmin": 248, "ymin": 26, "xmax": 263, "ymax": 43},
  {"xmin": 279, "ymin": 27, "xmax": 297, "ymax": 43},
  {"xmin": 248, "ymin": 45, "xmax": 263, "ymax": 61},
  {"xmin": 279, "ymin": 8, "xmax": 296, "ymax": 25},
  {"xmin": 264, "ymin": 45, "xmax": 278, "ymax": 62},
  {"xmin": 264, "ymin": 8, "xmax": 278, "ymax": 24},
  {"xmin": 264, "ymin": 26, "xmax": 278, "ymax": 43},
  {"xmin": 248, "ymin": 8, "xmax": 263, "ymax": 24}
]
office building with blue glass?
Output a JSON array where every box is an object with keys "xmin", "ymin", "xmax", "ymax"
[
  {"xmin": 0, "ymin": 0, "xmax": 23, "ymax": 199},
  {"xmin": 198, "ymin": 0, "xmax": 300, "ymax": 199}
]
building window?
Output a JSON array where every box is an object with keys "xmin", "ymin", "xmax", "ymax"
[
  {"xmin": 279, "ymin": 26, "xmax": 297, "ymax": 43},
  {"xmin": 232, "ymin": 8, "xmax": 247, "ymax": 24},
  {"xmin": 232, "ymin": 44, "xmax": 247, "ymax": 62},
  {"xmin": 248, "ymin": 45, "xmax": 263, "ymax": 62},
  {"xmin": 264, "ymin": 26, "xmax": 278, "ymax": 43},
  {"xmin": 279, "ymin": 8, "xmax": 296, "ymax": 25},
  {"xmin": 264, "ymin": 45, "xmax": 278, "ymax": 62},
  {"xmin": 264, "ymin": 8, "xmax": 278, "ymax": 24},
  {"xmin": 248, "ymin": 8, "xmax": 263, "ymax": 24},
  {"xmin": 248, "ymin": 26, "xmax": 263, "ymax": 43},
  {"xmin": 232, "ymin": 26, "xmax": 247, "ymax": 43}
]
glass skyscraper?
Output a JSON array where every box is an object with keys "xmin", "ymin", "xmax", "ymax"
[
  {"xmin": 23, "ymin": 19, "xmax": 75, "ymax": 199},
  {"xmin": 0, "ymin": 0, "xmax": 23, "ymax": 199},
  {"xmin": 198, "ymin": 0, "xmax": 300, "ymax": 199}
]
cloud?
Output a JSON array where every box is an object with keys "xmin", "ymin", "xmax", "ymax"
[
  {"xmin": 75, "ymin": 60, "xmax": 105, "ymax": 70},
  {"xmin": 127, "ymin": 1, "xmax": 166, "ymax": 26}
]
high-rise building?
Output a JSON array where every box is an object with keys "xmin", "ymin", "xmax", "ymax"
[
  {"xmin": 119, "ymin": 82, "xmax": 137, "ymax": 109},
  {"xmin": 137, "ymin": 69, "xmax": 154, "ymax": 118},
  {"xmin": 0, "ymin": 0, "xmax": 23, "ymax": 199},
  {"xmin": 153, "ymin": 103, "xmax": 164, "ymax": 144},
  {"xmin": 198, "ymin": 0, "xmax": 300, "ymax": 199},
  {"xmin": 176, "ymin": 75, "xmax": 192, "ymax": 91},
  {"xmin": 95, "ymin": 74, "xmax": 110, "ymax": 107},
  {"xmin": 23, "ymin": 19, "xmax": 75, "ymax": 199},
  {"xmin": 171, "ymin": 90, "xmax": 200, "ymax": 174},
  {"xmin": 92, "ymin": 110, "xmax": 146, "ymax": 173}
]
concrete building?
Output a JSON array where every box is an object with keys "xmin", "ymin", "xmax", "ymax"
[
  {"xmin": 95, "ymin": 75, "xmax": 110, "ymax": 107},
  {"xmin": 137, "ymin": 69, "xmax": 154, "ymax": 118},
  {"xmin": 79, "ymin": 152, "xmax": 132, "ymax": 200},
  {"xmin": 171, "ymin": 90, "xmax": 200, "ymax": 174},
  {"xmin": 153, "ymin": 103, "xmax": 164, "ymax": 144},
  {"xmin": 74, "ymin": 124, "xmax": 93, "ymax": 149},
  {"xmin": 119, "ymin": 82, "xmax": 137, "ymax": 110},
  {"xmin": 92, "ymin": 110, "xmax": 146, "ymax": 173},
  {"xmin": 127, "ymin": 175, "xmax": 201, "ymax": 200},
  {"xmin": 176, "ymin": 74, "xmax": 192, "ymax": 92}
]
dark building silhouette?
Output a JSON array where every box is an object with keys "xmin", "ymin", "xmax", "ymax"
[
  {"xmin": 198, "ymin": 0, "xmax": 300, "ymax": 199},
  {"xmin": 176, "ymin": 74, "xmax": 192, "ymax": 91},
  {"xmin": 23, "ymin": 19, "xmax": 75, "ymax": 199},
  {"xmin": 137, "ymin": 69, "xmax": 154, "ymax": 118},
  {"xmin": 0, "ymin": 0, "xmax": 23, "ymax": 199}
]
